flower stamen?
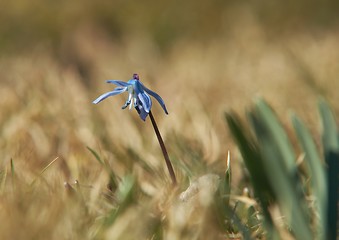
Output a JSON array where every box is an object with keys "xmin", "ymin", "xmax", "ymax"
[
  {"xmin": 122, "ymin": 100, "xmax": 131, "ymax": 109},
  {"xmin": 129, "ymin": 98, "xmax": 133, "ymax": 110},
  {"xmin": 133, "ymin": 97, "xmax": 138, "ymax": 107}
]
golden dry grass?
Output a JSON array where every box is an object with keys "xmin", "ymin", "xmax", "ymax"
[{"xmin": 0, "ymin": 6, "xmax": 338, "ymax": 239}]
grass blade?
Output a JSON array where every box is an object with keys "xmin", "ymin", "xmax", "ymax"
[
  {"xmin": 318, "ymin": 99, "xmax": 339, "ymax": 240},
  {"xmin": 87, "ymin": 146, "xmax": 104, "ymax": 165},
  {"xmin": 318, "ymin": 99, "xmax": 339, "ymax": 152},
  {"xmin": 10, "ymin": 158, "xmax": 15, "ymax": 178},
  {"xmin": 223, "ymin": 151, "xmax": 232, "ymax": 206},
  {"xmin": 39, "ymin": 157, "xmax": 59, "ymax": 176},
  {"xmin": 216, "ymin": 151, "xmax": 233, "ymax": 232},
  {"xmin": 225, "ymin": 112, "xmax": 278, "ymax": 239},
  {"xmin": 0, "ymin": 168, "xmax": 7, "ymax": 194},
  {"xmin": 292, "ymin": 114, "xmax": 327, "ymax": 239},
  {"xmin": 104, "ymin": 174, "xmax": 136, "ymax": 227},
  {"xmin": 249, "ymin": 99, "xmax": 312, "ymax": 239},
  {"xmin": 30, "ymin": 157, "xmax": 59, "ymax": 186},
  {"xmin": 87, "ymin": 146, "xmax": 118, "ymax": 191}
]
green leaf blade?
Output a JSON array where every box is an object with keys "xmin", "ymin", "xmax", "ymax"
[
  {"xmin": 292, "ymin": 114, "xmax": 327, "ymax": 239},
  {"xmin": 249, "ymin": 99, "xmax": 312, "ymax": 240}
]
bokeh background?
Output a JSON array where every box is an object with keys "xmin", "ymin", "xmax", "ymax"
[{"xmin": 0, "ymin": 1, "xmax": 339, "ymax": 238}]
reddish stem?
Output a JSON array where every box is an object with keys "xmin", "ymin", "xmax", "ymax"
[{"xmin": 149, "ymin": 111, "xmax": 177, "ymax": 186}]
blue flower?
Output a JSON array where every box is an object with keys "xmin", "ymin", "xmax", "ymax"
[{"xmin": 93, "ymin": 73, "xmax": 168, "ymax": 121}]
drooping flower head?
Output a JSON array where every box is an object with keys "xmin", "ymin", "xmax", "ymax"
[{"xmin": 93, "ymin": 74, "xmax": 168, "ymax": 121}]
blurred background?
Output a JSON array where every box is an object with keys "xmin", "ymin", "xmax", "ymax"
[
  {"xmin": 1, "ymin": 1, "xmax": 339, "ymax": 239},
  {"xmin": 1, "ymin": 0, "xmax": 339, "ymax": 185}
]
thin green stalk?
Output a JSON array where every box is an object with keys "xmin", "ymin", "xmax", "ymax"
[{"xmin": 149, "ymin": 110, "xmax": 177, "ymax": 186}]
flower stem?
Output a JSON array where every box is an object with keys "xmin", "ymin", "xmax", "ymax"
[{"xmin": 149, "ymin": 110, "xmax": 177, "ymax": 186}]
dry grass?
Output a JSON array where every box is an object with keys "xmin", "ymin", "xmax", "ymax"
[{"xmin": 0, "ymin": 7, "xmax": 338, "ymax": 239}]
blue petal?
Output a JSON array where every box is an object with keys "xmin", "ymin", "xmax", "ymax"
[
  {"xmin": 138, "ymin": 92, "xmax": 152, "ymax": 113},
  {"xmin": 134, "ymin": 81, "xmax": 152, "ymax": 112},
  {"xmin": 92, "ymin": 87, "xmax": 127, "ymax": 104},
  {"xmin": 135, "ymin": 100, "xmax": 149, "ymax": 121},
  {"xmin": 106, "ymin": 80, "xmax": 131, "ymax": 87},
  {"xmin": 134, "ymin": 80, "xmax": 144, "ymax": 92},
  {"xmin": 141, "ymin": 83, "xmax": 168, "ymax": 114}
]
